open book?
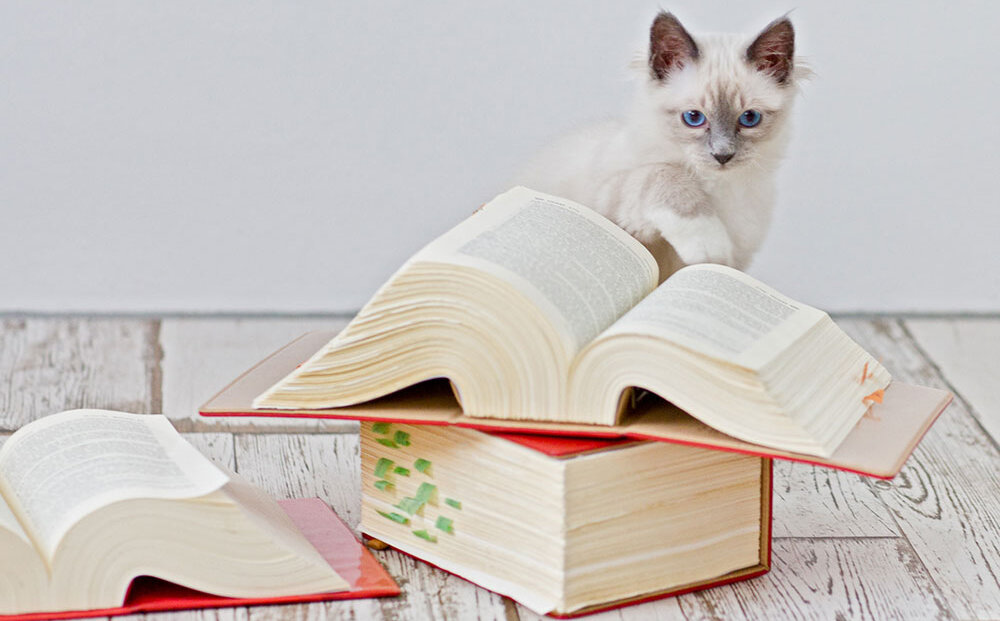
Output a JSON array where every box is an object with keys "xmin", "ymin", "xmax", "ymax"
[
  {"xmin": 0, "ymin": 410, "xmax": 397, "ymax": 617},
  {"xmin": 253, "ymin": 187, "xmax": 890, "ymax": 458},
  {"xmin": 360, "ymin": 421, "xmax": 770, "ymax": 617}
]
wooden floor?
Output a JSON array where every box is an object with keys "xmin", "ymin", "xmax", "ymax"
[{"xmin": 1, "ymin": 316, "xmax": 998, "ymax": 621}]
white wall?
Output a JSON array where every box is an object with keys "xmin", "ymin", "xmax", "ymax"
[{"xmin": 2, "ymin": 1, "xmax": 997, "ymax": 313}]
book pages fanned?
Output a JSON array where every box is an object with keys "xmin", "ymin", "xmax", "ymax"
[
  {"xmin": 0, "ymin": 499, "xmax": 400, "ymax": 620},
  {"xmin": 0, "ymin": 411, "xmax": 400, "ymax": 617},
  {"xmin": 245, "ymin": 189, "xmax": 898, "ymax": 457},
  {"xmin": 200, "ymin": 330, "xmax": 951, "ymax": 479}
]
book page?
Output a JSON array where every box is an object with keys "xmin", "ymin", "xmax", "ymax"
[
  {"xmin": 415, "ymin": 187, "xmax": 658, "ymax": 351},
  {"xmin": 0, "ymin": 410, "xmax": 229, "ymax": 561},
  {"xmin": 0, "ymin": 437, "xmax": 31, "ymax": 548},
  {"xmin": 219, "ymin": 475, "xmax": 349, "ymax": 586},
  {"xmin": 0, "ymin": 490, "xmax": 31, "ymax": 548},
  {"xmin": 600, "ymin": 264, "xmax": 825, "ymax": 370}
]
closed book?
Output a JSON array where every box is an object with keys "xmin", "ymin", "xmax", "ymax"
[{"xmin": 358, "ymin": 422, "xmax": 771, "ymax": 617}]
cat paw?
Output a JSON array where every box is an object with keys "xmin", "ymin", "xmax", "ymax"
[{"xmin": 668, "ymin": 217, "xmax": 736, "ymax": 266}]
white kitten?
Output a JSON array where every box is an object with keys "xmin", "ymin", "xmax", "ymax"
[{"xmin": 516, "ymin": 12, "xmax": 805, "ymax": 281}]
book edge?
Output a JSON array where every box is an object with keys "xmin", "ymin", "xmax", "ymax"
[
  {"xmin": 200, "ymin": 331, "xmax": 339, "ymax": 412},
  {"xmin": 550, "ymin": 457, "xmax": 773, "ymax": 618},
  {"xmin": 360, "ymin": 461, "xmax": 773, "ymax": 617}
]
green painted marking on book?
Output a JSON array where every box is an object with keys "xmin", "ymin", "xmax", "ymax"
[
  {"xmin": 415, "ymin": 482, "xmax": 437, "ymax": 504},
  {"xmin": 435, "ymin": 516, "xmax": 454, "ymax": 534},
  {"xmin": 372, "ymin": 422, "xmax": 391, "ymax": 434},
  {"xmin": 393, "ymin": 466, "xmax": 410, "ymax": 476},
  {"xmin": 376, "ymin": 438, "xmax": 398, "ymax": 449},
  {"xmin": 377, "ymin": 510, "xmax": 409, "ymax": 525},
  {"xmin": 395, "ymin": 497, "xmax": 423, "ymax": 515},
  {"xmin": 374, "ymin": 480, "xmax": 394, "ymax": 491},
  {"xmin": 445, "ymin": 498, "xmax": 462, "ymax": 510},
  {"xmin": 412, "ymin": 529, "xmax": 437, "ymax": 543},
  {"xmin": 414, "ymin": 458, "xmax": 431, "ymax": 473},
  {"xmin": 393, "ymin": 430, "xmax": 411, "ymax": 446},
  {"xmin": 374, "ymin": 458, "xmax": 394, "ymax": 478}
]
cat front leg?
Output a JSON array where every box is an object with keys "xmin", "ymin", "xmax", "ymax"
[
  {"xmin": 615, "ymin": 164, "xmax": 735, "ymax": 268},
  {"xmin": 646, "ymin": 207, "xmax": 735, "ymax": 267}
]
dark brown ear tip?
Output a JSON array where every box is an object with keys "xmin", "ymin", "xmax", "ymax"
[
  {"xmin": 650, "ymin": 11, "xmax": 683, "ymax": 36},
  {"xmin": 776, "ymin": 17, "xmax": 795, "ymax": 36},
  {"xmin": 653, "ymin": 11, "xmax": 678, "ymax": 24},
  {"xmin": 649, "ymin": 10, "xmax": 700, "ymax": 80},
  {"xmin": 746, "ymin": 15, "xmax": 796, "ymax": 84},
  {"xmin": 767, "ymin": 16, "xmax": 795, "ymax": 38}
]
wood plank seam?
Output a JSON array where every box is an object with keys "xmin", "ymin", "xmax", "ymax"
[
  {"xmin": 231, "ymin": 433, "xmax": 240, "ymax": 474},
  {"xmin": 774, "ymin": 535, "xmax": 906, "ymax": 541},
  {"xmin": 890, "ymin": 531, "xmax": 961, "ymax": 621},
  {"xmin": 898, "ymin": 320, "xmax": 1000, "ymax": 455},
  {"xmin": 503, "ymin": 597, "xmax": 521, "ymax": 621},
  {"xmin": 875, "ymin": 317, "xmax": 970, "ymax": 599},
  {"xmin": 148, "ymin": 318, "xmax": 164, "ymax": 415},
  {"xmin": 174, "ymin": 420, "xmax": 363, "ymax": 435}
]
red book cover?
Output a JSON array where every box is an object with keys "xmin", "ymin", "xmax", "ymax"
[{"xmin": 2, "ymin": 499, "xmax": 399, "ymax": 621}]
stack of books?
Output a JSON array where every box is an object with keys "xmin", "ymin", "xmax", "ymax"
[{"xmin": 202, "ymin": 188, "xmax": 951, "ymax": 616}]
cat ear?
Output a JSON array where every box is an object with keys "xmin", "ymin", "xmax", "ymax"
[
  {"xmin": 746, "ymin": 17, "xmax": 795, "ymax": 85},
  {"xmin": 649, "ymin": 12, "xmax": 699, "ymax": 81}
]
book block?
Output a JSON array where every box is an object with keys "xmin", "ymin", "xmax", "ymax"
[{"xmin": 359, "ymin": 423, "xmax": 771, "ymax": 617}]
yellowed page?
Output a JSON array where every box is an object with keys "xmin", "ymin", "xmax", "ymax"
[
  {"xmin": 416, "ymin": 186, "xmax": 658, "ymax": 353},
  {"xmin": 0, "ymin": 487, "xmax": 30, "ymax": 548},
  {"xmin": 218, "ymin": 475, "xmax": 349, "ymax": 591},
  {"xmin": 598, "ymin": 264, "xmax": 825, "ymax": 371}
]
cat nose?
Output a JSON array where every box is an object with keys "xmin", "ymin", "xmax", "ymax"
[{"xmin": 713, "ymin": 152, "xmax": 735, "ymax": 165}]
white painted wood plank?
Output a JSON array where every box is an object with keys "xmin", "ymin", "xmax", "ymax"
[
  {"xmin": 233, "ymin": 433, "xmax": 361, "ymax": 528},
  {"xmin": 905, "ymin": 318, "xmax": 1000, "ymax": 446},
  {"xmin": 160, "ymin": 317, "xmax": 357, "ymax": 433},
  {"xmin": 0, "ymin": 318, "xmax": 156, "ymax": 431},
  {"xmin": 772, "ymin": 460, "xmax": 899, "ymax": 538},
  {"xmin": 677, "ymin": 538, "xmax": 953, "ymax": 620},
  {"xmin": 233, "ymin": 433, "xmax": 511, "ymax": 620},
  {"xmin": 516, "ymin": 594, "xmax": 685, "ymax": 620},
  {"xmin": 239, "ymin": 553, "xmax": 514, "ymax": 621},
  {"xmin": 839, "ymin": 318, "xmax": 1000, "ymax": 620},
  {"xmin": 369, "ymin": 554, "xmax": 512, "ymax": 621},
  {"xmin": 183, "ymin": 432, "xmax": 236, "ymax": 471},
  {"xmin": 121, "ymin": 608, "xmax": 247, "ymax": 621}
]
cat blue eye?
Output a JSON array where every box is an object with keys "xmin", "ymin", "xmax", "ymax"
[
  {"xmin": 682, "ymin": 110, "xmax": 706, "ymax": 127},
  {"xmin": 739, "ymin": 109, "xmax": 762, "ymax": 128}
]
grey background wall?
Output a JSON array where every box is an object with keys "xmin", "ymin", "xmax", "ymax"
[{"xmin": 2, "ymin": 1, "xmax": 996, "ymax": 313}]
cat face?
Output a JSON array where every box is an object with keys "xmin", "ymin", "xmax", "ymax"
[{"xmin": 642, "ymin": 13, "xmax": 800, "ymax": 174}]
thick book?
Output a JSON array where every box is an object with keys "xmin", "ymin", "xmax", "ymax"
[
  {"xmin": 200, "ymin": 330, "xmax": 951, "ymax": 479},
  {"xmin": 358, "ymin": 421, "xmax": 772, "ymax": 617},
  {"xmin": 0, "ymin": 410, "xmax": 399, "ymax": 618},
  {"xmin": 249, "ymin": 187, "xmax": 895, "ymax": 458}
]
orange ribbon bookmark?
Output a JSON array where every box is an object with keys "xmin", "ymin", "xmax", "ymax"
[{"xmin": 863, "ymin": 389, "xmax": 885, "ymax": 404}]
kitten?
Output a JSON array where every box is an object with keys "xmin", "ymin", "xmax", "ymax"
[{"xmin": 516, "ymin": 12, "xmax": 804, "ymax": 281}]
